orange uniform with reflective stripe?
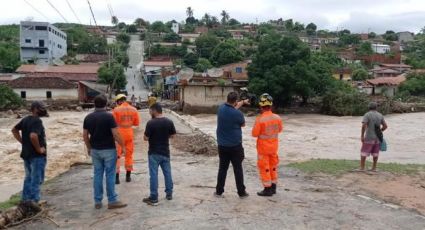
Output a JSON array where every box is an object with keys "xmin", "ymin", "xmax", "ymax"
[
  {"xmin": 112, "ymin": 102, "xmax": 140, "ymax": 173},
  {"xmin": 252, "ymin": 110, "xmax": 283, "ymax": 187}
]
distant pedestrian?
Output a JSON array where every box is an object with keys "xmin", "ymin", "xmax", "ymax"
[
  {"xmin": 215, "ymin": 92, "xmax": 250, "ymax": 199},
  {"xmin": 143, "ymin": 103, "xmax": 176, "ymax": 206},
  {"xmin": 359, "ymin": 102, "xmax": 388, "ymax": 172},
  {"xmin": 252, "ymin": 93, "xmax": 283, "ymax": 196},
  {"xmin": 12, "ymin": 101, "xmax": 48, "ymax": 210},
  {"xmin": 83, "ymin": 95, "xmax": 127, "ymax": 209}
]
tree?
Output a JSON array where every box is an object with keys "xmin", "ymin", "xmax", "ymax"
[
  {"xmin": 111, "ymin": 16, "xmax": 118, "ymax": 26},
  {"xmin": 368, "ymin": 32, "xmax": 377, "ymax": 39},
  {"xmin": 284, "ymin": 19, "xmax": 294, "ymax": 31},
  {"xmin": 383, "ymin": 30, "xmax": 398, "ymax": 41},
  {"xmin": 293, "ymin": 22, "xmax": 305, "ymax": 32},
  {"xmin": 340, "ymin": 29, "xmax": 351, "ymax": 35},
  {"xmin": 210, "ymin": 28, "xmax": 231, "ymax": 38},
  {"xmin": 357, "ymin": 41, "xmax": 374, "ymax": 56},
  {"xmin": 66, "ymin": 25, "xmax": 107, "ymax": 55},
  {"xmin": 306, "ymin": 23, "xmax": 317, "ymax": 36},
  {"xmin": 118, "ymin": 22, "xmax": 126, "ymax": 30},
  {"xmin": 210, "ymin": 40, "xmax": 243, "ymax": 66},
  {"xmin": 126, "ymin": 24, "xmax": 137, "ymax": 33},
  {"xmin": 339, "ymin": 34, "xmax": 361, "ymax": 46},
  {"xmin": 98, "ymin": 63, "xmax": 127, "ymax": 90},
  {"xmin": 163, "ymin": 32, "xmax": 181, "ymax": 43},
  {"xmin": 195, "ymin": 58, "xmax": 213, "ymax": 72},
  {"xmin": 117, "ymin": 33, "xmax": 130, "ymax": 44},
  {"xmin": 322, "ymin": 83, "xmax": 369, "ymax": 116},
  {"xmin": 150, "ymin": 21, "xmax": 167, "ymax": 33},
  {"xmin": 183, "ymin": 53, "xmax": 198, "ymax": 68},
  {"xmin": 399, "ymin": 73, "xmax": 425, "ymax": 96},
  {"xmin": 186, "ymin": 7, "xmax": 194, "ymax": 18},
  {"xmin": 220, "ymin": 10, "xmax": 230, "ymax": 25},
  {"xmin": 228, "ymin": 18, "xmax": 240, "ymax": 26},
  {"xmin": 134, "ymin": 18, "xmax": 148, "ymax": 27},
  {"xmin": 0, "ymin": 84, "xmax": 23, "ymax": 109},
  {"xmin": 248, "ymin": 35, "xmax": 335, "ymax": 105},
  {"xmin": 352, "ymin": 68, "xmax": 369, "ymax": 81},
  {"xmin": 0, "ymin": 43, "xmax": 20, "ymax": 72},
  {"xmin": 195, "ymin": 34, "xmax": 220, "ymax": 59}
]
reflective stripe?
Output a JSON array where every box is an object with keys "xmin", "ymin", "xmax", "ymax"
[{"xmin": 259, "ymin": 133, "xmax": 278, "ymax": 140}]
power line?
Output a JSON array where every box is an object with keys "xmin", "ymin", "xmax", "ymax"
[
  {"xmin": 45, "ymin": 0, "xmax": 68, "ymax": 23},
  {"xmin": 106, "ymin": 0, "xmax": 115, "ymax": 16},
  {"xmin": 23, "ymin": 0, "xmax": 50, "ymax": 21},
  {"xmin": 105, "ymin": 0, "xmax": 113, "ymax": 18},
  {"xmin": 87, "ymin": 0, "xmax": 98, "ymax": 26},
  {"xmin": 65, "ymin": 0, "xmax": 82, "ymax": 24}
]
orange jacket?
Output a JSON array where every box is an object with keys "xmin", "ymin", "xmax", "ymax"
[
  {"xmin": 252, "ymin": 111, "xmax": 283, "ymax": 155},
  {"xmin": 112, "ymin": 102, "xmax": 140, "ymax": 134}
]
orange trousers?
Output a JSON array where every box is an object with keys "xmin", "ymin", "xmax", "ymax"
[
  {"xmin": 116, "ymin": 130, "xmax": 134, "ymax": 173},
  {"xmin": 257, "ymin": 153, "xmax": 279, "ymax": 187}
]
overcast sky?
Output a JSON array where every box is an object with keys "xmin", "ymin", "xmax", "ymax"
[{"xmin": 1, "ymin": 0, "xmax": 424, "ymax": 33}]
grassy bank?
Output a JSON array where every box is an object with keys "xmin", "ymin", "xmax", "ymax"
[
  {"xmin": 0, "ymin": 194, "xmax": 20, "ymax": 211},
  {"xmin": 287, "ymin": 159, "xmax": 425, "ymax": 176}
]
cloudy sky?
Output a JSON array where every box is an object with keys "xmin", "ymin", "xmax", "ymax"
[{"xmin": 1, "ymin": 0, "xmax": 424, "ymax": 33}]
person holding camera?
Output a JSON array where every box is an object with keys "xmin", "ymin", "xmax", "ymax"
[{"xmin": 215, "ymin": 92, "xmax": 250, "ymax": 198}]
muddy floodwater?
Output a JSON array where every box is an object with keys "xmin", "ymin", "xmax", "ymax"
[
  {"xmin": 180, "ymin": 112, "xmax": 425, "ymax": 164},
  {"xmin": 0, "ymin": 111, "xmax": 424, "ymax": 202}
]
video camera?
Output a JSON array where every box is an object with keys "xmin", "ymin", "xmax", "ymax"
[{"xmin": 239, "ymin": 87, "xmax": 257, "ymax": 107}]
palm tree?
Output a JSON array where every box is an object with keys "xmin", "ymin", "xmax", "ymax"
[
  {"xmin": 186, "ymin": 7, "xmax": 194, "ymax": 18},
  {"xmin": 111, "ymin": 16, "xmax": 118, "ymax": 27},
  {"xmin": 202, "ymin": 13, "xmax": 211, "ymax": 25},
  {"xmin": 220, "ymin": 10, "xmax": 229, "ymax": 25}
]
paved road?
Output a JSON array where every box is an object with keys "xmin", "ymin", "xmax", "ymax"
[{"xmin": 125, "ymin": 35, "xmax": 149, "ymax": 101}]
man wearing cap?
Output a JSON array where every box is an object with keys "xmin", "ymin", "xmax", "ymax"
[
  {"xmin": 113, "ymin": 94, "xmax": 140, "ymax": 183},
  {"xmin": 252, "ymin": 93, "xmax": 283, "ymax": 196},
  {"xmin": 12, "ymin": 101, "xmax": 49, "ymax": 208},
  {"xmin": 360, "ymin": 102, "xmax": 388, "ymax": 172}
]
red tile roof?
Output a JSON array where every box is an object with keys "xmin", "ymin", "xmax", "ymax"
[
  {"xmin": 0, "ymin": 75, "xmax": 13, "ymax": 82},
  {"xmin": 144, "ymin": 61, "xmax": 173, "ymax": 67},
  {"xmin": 379, "ymin": 63, "xmax": 411, "ymax": 68},
  {"xmin": 16, "ymin": 64, "xmax": 100, "ymax": 74},
  {"xmin": 8, "ymin": 77, "xmax": 76, "ymax": 89},
  {"xmin": 25, "ymin": 73, "xmax": 98, "ymax": 82},
  {"xmin": 367, "ymin": 75, "xmax": 406, "ymax": 86}
]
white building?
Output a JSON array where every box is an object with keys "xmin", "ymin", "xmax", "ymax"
[
  {"xmin": 172, "ymin": 23, "xmax": 179, "ymax": 34},
  {"xmin": 20, "ymin": 21, "xmax": 67, "ymax": 64},
  {"xmin": 8, "ymin": 76, "xmax": 77, "ymax": 101},
  {"xmin": 371, "ymin": 44, "xmax": 391, "ymax": 54}
]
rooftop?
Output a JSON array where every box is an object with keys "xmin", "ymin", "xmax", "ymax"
[
  {"xmin": 380, "ymin": 63, "xmax": 412, "ymax": 68},
  {"xmin": 8, "ymin": 76, "xmax": 76, "ymax": 89},
  {"xmin": 367, "ymin": 75, "xmax": 406, "ymax": 86},
  {"xmin": 144, "ymin": 60, "xmax": 174, "ymax": 67},
  {"xmin": 25, "ymin": 72, "xmax": 98, "ymax": 82},
  {"xmin": 16, "ymin": 63, "xmax": 100, "ymax": 74}
]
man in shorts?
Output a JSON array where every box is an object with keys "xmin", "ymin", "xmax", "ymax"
[{"xmin": 360, "ymin": 102, "xmax": 388, "ymax": 172}]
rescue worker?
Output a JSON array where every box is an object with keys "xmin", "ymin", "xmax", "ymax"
[
  {"xmin": 252, "ymin": 93, "xmax": 283, "ymax": 197},
  {"xmin": 147, "ymin": 93, "xmax": 157, "ymax": 108},
  {"xmin": 113, "ymin": 94, "xmax": 140, "ymax": 184}
]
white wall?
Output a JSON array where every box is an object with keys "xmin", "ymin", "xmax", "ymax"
[
  {"xmin": 372, "ymin": 44, "xmax": 391, "ymax": 54},
  {"xmin": 13, "ymin": 88, "xmax": 78, "ymax": 100},
  {"xmin": 181, "ymin": 85, "xmax": 236, "ymax": 107}
]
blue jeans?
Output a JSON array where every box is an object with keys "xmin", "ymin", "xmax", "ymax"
[
  {"xmin": 91, "ymin": 149, "xmax": 118, "ymax": 204},
  {"xmin": 148, "ymin": 154, "xmax": 173, "ymax": 200},
  {"xmin": 22, "ymin": 157, "xmax": 47, "ymax": 202}
]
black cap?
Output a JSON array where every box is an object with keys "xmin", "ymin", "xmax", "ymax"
[{"xmin": 31, "ymin": 101, "xmax": 48, "ymax": 117}]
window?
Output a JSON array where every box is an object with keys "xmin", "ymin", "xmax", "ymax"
[
  {"xmin": 39, "ymin": 40, "xmax": 45, "ymax": 47},
  {"xmin": 35, "ymin": 26, "xmax": 47, "ymax": 31},
  {"xmin": 48, "ymin": 27, "xmax": 51, "ymax": 32},
  {"xmin": 25, "ymin": 39, "xmax": 31, "ymax": 43},
  {"xmin": 21, "ymin": 91, "xmax": 26, "ymax": 99},
  {"xmin": 235, "ymin": 67, "xmax": 243, "ymax": 73},
  {"xmin": 39, "ymin": 50, "xmax": 45, "ymax": 54},
  {"xmin": 46, "ymin": 91, "xmax": 52, "ymax": 99}
]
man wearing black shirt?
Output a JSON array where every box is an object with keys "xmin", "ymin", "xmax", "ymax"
[
  {"xmin": 12, "ymin": 101, "xmax": 48, "ymax": 208},
  {"xmin": 83, "ymin": 95, "xmax": 127, "ymax": 210},
  {"xmin": 142, "ymin": 103, "xmax": 176, "ymax": 206}
]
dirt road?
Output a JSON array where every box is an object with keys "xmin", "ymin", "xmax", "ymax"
[{"xmin": 9, "ymin": 111, "xmax": 425, "ymax": 230}]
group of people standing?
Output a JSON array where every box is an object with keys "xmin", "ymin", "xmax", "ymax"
[{"xmin": 11, "ymin": 91, "xmax": 387, "ymax": 211}]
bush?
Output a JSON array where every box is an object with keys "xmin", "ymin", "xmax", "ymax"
[
  {"xmin": 0, "ymin": 84, "xmax": 23, "ymax": 110},
  {"xmin": 321, "ymin": 83, "xmax": 369, "ymax": 116}
]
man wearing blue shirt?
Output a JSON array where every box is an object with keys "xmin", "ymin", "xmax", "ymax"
[{"xmin": 215, "ymin": 92, "xmax": 249, "ymax": 198}]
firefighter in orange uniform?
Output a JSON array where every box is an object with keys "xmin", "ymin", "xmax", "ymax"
[
  {"xmin": 113, "ymin": 94, "xmax": 140, "ymax": 184},
  {"xmin": 252, "ymin": 93, "xmax": 283, "ymax": 196}
]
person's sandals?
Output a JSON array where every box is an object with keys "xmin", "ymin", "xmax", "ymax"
[{"xmin": 95, "ymin": 203, "xmax": 102, "ymax": 209}]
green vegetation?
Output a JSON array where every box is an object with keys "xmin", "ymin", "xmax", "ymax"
[
  {"xmin": 0, "ymin": 194, "xmax": 20, "ymax": 210},
  {"xmin": 98, "ymin": 63, "xmax": 127, "ymax": 90},
  {"xmin": 195, "ymin": 34, "xmax": 220, "ymax": 59},
  {"xmin": 288, "ymin": 159, "xmax": 425, "ymax": 176},
  {"xmin": 405, "ymin": 34, "xmax": 425, "ymax": 68},
  {"xmin": 356, "ymin": 41, "xmax": 374, "ymax": 56},
  {"xmin": 352, "ymin": 68, "xmax": 369, "ymax": 81},
  {"xmin": 66, "ymin": 25, "xmax": 107, "ymax": 55},
  {"xmin": 195, "ymin": 58, "xmax": 213, "ymax": 72},
  {"xmin": 0, "ymin": 25, "xmax": 20, "ymax": 72},
  {"xmin": 398, "ymin": 73, "xmax": 425, "ymax": 97},
  {"xmin": 210, "ymin": 40, "xmax": 243, "ymax": 66},
  {"xmin": 163, "ymin": 32, "xmax": 181, "ymax": 43},
  {"xmin": 321, "ymin": 84, "xmax": 369, "ymax": 116},
  {"xmin": 0, "ymin": 85, "xmax": 23, "ymax": 110}
]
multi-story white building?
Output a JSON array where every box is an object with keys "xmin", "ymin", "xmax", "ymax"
[{"xmin": 20, "ymin": 21, "xmax": 67, "ymax": 64}]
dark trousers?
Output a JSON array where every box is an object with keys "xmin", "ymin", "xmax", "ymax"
[{"xmin": 216, "ymin": 144, "xmax": 246, "ymax": 195}]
